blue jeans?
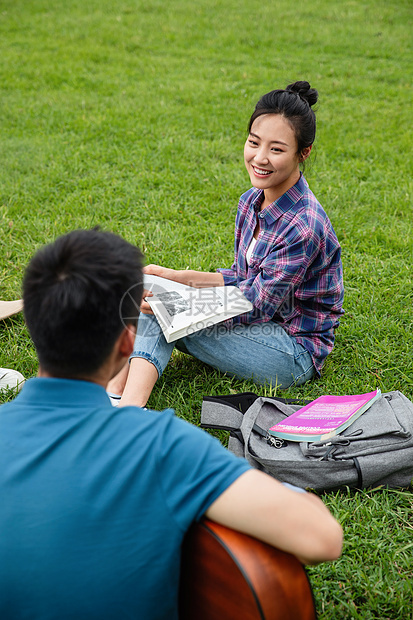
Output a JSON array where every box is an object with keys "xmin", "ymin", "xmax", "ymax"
[{"xmin": 131, "ymin": 314, "xmax": 315, "ymax": 389}]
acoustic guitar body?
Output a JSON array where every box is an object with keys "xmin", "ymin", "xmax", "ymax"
[{"xmin": 179, "ymin": 519, "xmax": 317, "ymax": 620}]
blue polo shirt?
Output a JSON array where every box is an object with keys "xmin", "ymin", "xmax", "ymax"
[{"xmin": 0, "ymin": 378, "xmax": 250, "ymax": 619}]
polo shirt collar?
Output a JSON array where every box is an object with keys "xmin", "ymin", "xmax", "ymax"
[
  {"xmin": 13, "ymin": 377, "xmax": 110, "ymax": 407},
  {"xmin": 253, "ymin": 174, "xmax": 307, "ymax": 225}
]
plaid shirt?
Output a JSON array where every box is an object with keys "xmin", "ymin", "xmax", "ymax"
[{"xmin": 217, "ymin": 174, "xmax": 344, "ymax": 373}]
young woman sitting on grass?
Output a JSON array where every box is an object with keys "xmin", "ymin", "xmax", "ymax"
[{"xmin": 108, "ymin": 80, "xmax": 344, "ymax": 407}]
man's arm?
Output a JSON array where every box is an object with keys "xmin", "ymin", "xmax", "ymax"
[{"xmin": 205, "ymin": 469, "xmax": 343, "ymax": 565}]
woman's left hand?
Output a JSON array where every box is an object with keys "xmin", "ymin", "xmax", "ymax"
[{"xmin": 140, "ymin": 289, "xmax": 154, "ymax": 314}]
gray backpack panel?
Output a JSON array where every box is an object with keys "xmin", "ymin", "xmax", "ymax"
[{"xmin": 201, "ymin": 391, "xmax": 413, "ymax": 491}]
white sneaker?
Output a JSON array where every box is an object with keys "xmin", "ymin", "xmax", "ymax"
[
  {"xmin": 0, "ymin": 368, "xmax": 25, "ymax": 392},
  {"xmin": 107, "ymin": 392, "xmax": 121, "ymax": 407}
]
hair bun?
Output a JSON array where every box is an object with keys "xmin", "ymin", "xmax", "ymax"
[{"xmin": 286, "ymin": 81, "xmax": 318, "ymax": 107}]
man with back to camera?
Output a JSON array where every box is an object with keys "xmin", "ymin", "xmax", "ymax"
[{"xmin": 0, "ymin": 229, "xmax": 342, "ymax": 619}]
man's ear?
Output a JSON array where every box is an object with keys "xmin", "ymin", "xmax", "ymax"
[
  {"xmin": 117, "ymin": 324, "xmax": 137, "ymax": 359},
  {"xmin": 299, "ymin": 145, "xmax": 312, "ymax": 162}
]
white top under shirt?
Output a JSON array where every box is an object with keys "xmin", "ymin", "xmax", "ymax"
[{"xmin": 245, "ymin": 236, "xmax": 257, "ymax": 266}]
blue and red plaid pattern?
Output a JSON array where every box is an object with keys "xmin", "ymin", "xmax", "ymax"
[{"xmin": 217, "ymin": 174, "xmax": 344, "ymax": 373}]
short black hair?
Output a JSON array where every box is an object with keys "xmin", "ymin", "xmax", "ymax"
[
  {"xmin": 248, "ymin": 81, "xmax": 318, "ymax": 157},
  {"xmin": 23, "ymin": 228, "xmax": 144, "ymax": 377}
]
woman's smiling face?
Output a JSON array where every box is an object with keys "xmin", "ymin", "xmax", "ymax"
[{"xmin": 244, "ymin": 114, "xmax": 310, "ymax": 205}]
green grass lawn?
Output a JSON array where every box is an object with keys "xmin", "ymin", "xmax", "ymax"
[{"xmin": 1, "ymin": 0, "xmax": 412, "ymax": 617}]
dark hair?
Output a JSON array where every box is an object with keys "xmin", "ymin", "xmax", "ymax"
[
  {"xmin": 23, "ymin": 228, "xmax": 144, "ymax": 377},
  {"xmin": 248, "ymin": 81, "xmax": 318, "ymax": 156}
]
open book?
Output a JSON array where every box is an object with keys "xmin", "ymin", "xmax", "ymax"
[
  {"xmin": 144, "ymin": 275, "xmax": 253, "ymax": 343},
  {"xmin": 269, "ymin": 389, "xmax": 381, "ymax": 442}
]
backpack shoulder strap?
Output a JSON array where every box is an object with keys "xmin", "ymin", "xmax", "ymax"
[{"xmin": 201, "ymin": 393, "xmax": 258, "ymax": 432}]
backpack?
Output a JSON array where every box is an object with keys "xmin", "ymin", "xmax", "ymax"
[{"xmin": 201, "ymin": 391, "xmax": 413, "ymax": 491}]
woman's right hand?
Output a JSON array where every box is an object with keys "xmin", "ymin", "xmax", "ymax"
[
  {"xmin": 143, "ymin": 264, "xmax": 179, "ymax": 282},
  {"xmin": 143, "ymin": 264, "xmax": 224, "ymax": 288}
]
